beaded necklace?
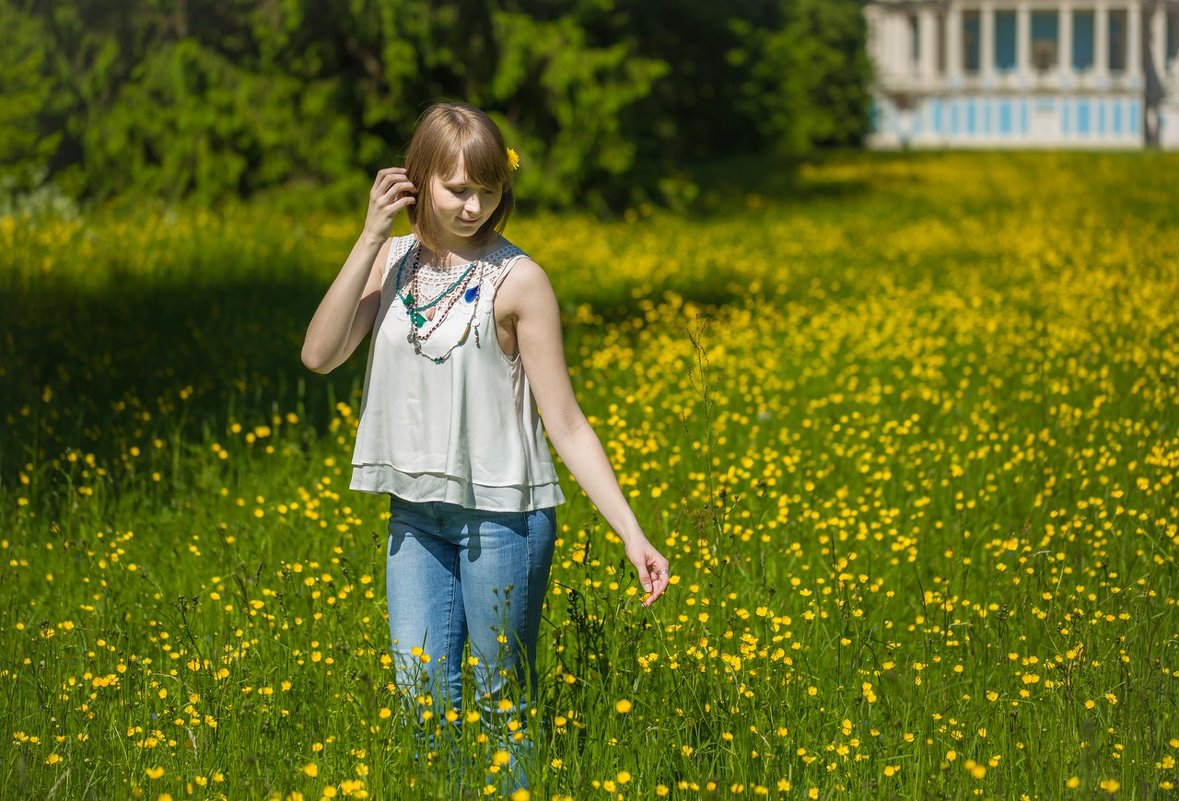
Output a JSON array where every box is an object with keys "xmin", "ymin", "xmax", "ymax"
[
  {"xmin": 400, "ymin": 247, "xmax": 477, "ymax": 327},
  {"xmin": 395, "ymin": 243, "xmax": 484, "ymax": 364}
]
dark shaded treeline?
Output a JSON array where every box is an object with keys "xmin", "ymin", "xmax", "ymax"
[{"xmin": 2, "ymin": 0, "xmax": 870, "ymax": 210}]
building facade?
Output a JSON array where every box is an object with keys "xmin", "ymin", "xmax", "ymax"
[{"xmin": 865, "ymin": 0, "xmax": 1179, "ymax": 148}]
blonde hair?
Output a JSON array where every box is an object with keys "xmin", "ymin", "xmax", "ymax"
[{"xmin": 404, "ymin": 102, "xmax": 515, "ymax": 255}]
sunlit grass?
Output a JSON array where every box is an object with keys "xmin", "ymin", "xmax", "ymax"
[{"xmin": 1, "ymin": 151, "xmax": 1177, "ymax": 800}]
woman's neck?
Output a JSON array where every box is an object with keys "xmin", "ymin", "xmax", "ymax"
[{"xmin": 422, "ymin": 232, "xmax": 503, "ymax": 268}]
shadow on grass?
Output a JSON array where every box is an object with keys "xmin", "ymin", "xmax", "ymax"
[
  {"xmin": 0, "ymin": 277, "xmax": 365, "ymax": 481},
  {"xmin": 0, "ymin": 267, "xmax": 745, "ymax": 490},
  {"xmin": 675, "ymin": 150, "xmax": 875, "ymax": 219}
]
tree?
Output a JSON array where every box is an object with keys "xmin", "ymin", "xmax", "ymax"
[
  {"xmin": 0, "ymin": 5, "xmax": 59, "ymax": 192},
  {"xmin": 741, "ymin": 0, "xmax": 872, "ymax": 156},
  {"xmin": 1, "ymin": 0, "xmax": 871, "ymax": 208}
]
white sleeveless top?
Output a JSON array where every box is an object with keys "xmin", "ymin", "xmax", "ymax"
[{"xmin": 349, "ymin": 234, "xmax": 566, "ymax": 512}]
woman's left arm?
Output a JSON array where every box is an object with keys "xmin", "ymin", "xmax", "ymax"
[{"xmin": 501, "ymin": 258, "xmax": 671, "ymax": 607}]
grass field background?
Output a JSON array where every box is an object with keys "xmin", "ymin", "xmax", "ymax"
[{"xmin": 1, "ymin": 151, "xmax": 1177, "ymax": 799}]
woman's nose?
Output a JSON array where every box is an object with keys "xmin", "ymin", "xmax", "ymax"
[{"xmin": 464, "ymin": 196, "xmax": 481, "ymax": 214}]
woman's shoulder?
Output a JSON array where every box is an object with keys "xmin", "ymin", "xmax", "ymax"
[
  {"xmin": 380, "ymin": 233, "xmax": 418, "ymax": 285},
  {"xmin": 493, "ymin": 249, "xmax": 555, "ymax": 315},
  {"xmin": 483, "ymin": 235, "xmax": 528, "ymax": 264},
  {"xmin": 389, "ymin": 232, "xmax": 418, "ymax": 252},
  {"xmin": 485, "ymin": 237, "xmax": 547, "ymax": 281}
]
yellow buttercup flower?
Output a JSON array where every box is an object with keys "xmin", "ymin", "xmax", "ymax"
[{"xmin": 506, "ymin": 148, "xmax": 520, "ymax": 171}]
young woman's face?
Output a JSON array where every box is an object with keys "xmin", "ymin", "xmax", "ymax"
[{"xmin": 428, "ymin": 157, "xmax": 503, "ymax": 246}]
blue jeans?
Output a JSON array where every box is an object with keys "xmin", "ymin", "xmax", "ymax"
[{"xmin": 385, "ymin": 494, "xmax": 556, "ymax": 787}]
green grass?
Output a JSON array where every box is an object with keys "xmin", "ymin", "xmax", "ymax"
[{"xmin": 1, "ymin": 151, "xmax": 1178, "ymax": 800}]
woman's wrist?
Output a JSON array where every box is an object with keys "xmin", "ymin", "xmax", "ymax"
[
  {"xmin": 360, "ymin": 228, "xmax": 388, "ymax": 248},
  {"xmin": 613, "ymin": 515, "xmax": 646, "ymax": 547}
]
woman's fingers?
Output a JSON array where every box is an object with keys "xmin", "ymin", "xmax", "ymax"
[
  {"xmin": 370, "ymin": 167, "xmax": 409, "ymax": 198},
  {"xmin": 629, "ymin": 547, "xmax": 670, "ymax": 608},
  {"xmin": 379, "ymin": 180, "xmax": 416, "ymax": 205},
  {"xmin": 362, "ymin": 169, "xmax": 414, "ymax": 238},
  {"xmin": 624, "ymin": 537, "xmax": 672, "ymax": 607},
  {"xmin": 636, "ymin": 560, "xmax": 654, "ymax": 593},
  {"xmin": 372, "ymin": 166, "xmax": 407, "ymax": 182},
  {"xmin": 642, "ymin": 559, "xmax": 671, "ymax": 607}
]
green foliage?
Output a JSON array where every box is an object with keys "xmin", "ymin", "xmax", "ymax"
[
  {"xmin": 82, "ymin": 40, "xmax": 359, "ymax": 202},
  {"xmin": 4, "ymin": 0, "xmax": 870, "ymax": 209},
  {"xmin": 477, "ymin": 9, "xmax": 668, "ymax": 208},
  {"xmin": 0, "ymin": 5, "xmax": 59, "ymax": 192},
  {"xmin": 741, "ymin": 0, "xmax": 874, "ymax": 155}
]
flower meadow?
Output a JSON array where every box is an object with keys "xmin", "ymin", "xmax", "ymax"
[{"xmin": 1, "ymin": 152, "xmax": 1177, "ymax": 800}]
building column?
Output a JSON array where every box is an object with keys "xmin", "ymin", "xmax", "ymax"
[
  {"xmin": 1127, "ymin": 2, "xmax": 1142, "ymax": 78},
  {"xmin": 1017, "ymin": 2, "xmax": 1032, "ymax": 78},
  {"xmin": 885, "ymin": 9, "xmax": 899, "ymax": 78},
  {"xmin": 1150, "ymin": 1, "xmax": 1167, "ymax": 75},
  {"xmin": 1148, "ymin": 1, "xmax": 1166, "ymax": 145},
  {"xmin": 891, "ymin": 12, "xmax": 907, "ymax": 77},
  {"xmin": 1060, "ymin": 1, "xmax": 1074, "ymax": 77},
  {"xmin": 878, "ymin": 11, "xmax": 895, "ymax": 79},
  {"xmin": 920, "ymin": 7, "xmax": 938, "ymax": 80},
  {"xmin": 947, "ymin": 4, "xmax": 963, "ymax": 79},
  {"xmin": 1094, "ymin": 1, "xmax": 1109, "ymax": 78},
  {"xmin": 905, "ymin": 10, "xmax": 917, "ymax": 75},
  {"xmin": 981, "ymin": 1, "xmax": 996, "ymax": 79}
]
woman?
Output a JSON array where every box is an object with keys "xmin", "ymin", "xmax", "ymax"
[{"xmin": 301, "ymin": 101, "xmax": 670, "ymax": 784}]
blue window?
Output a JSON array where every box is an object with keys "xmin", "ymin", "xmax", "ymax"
[
  {"xmin": 910, "ymin": 14, "xmax": 921, "ymax": 66},
  {"xmin": 1073, "ymin": 11, "xmax": 1095, "ymax": 71},
  {"xmin": 1109, "ymin": 10, "xmax": 1127, "ymax": 72},
  {"xmin": 1021, "ymin": 102, "xmax": 1030, "ymax": 135},
  {"xmin": 967, "ymin": 101, "xmax": 978, "ymax": 135},
  {"xmin": 1031, "ymin": 11, "xmax": 1059, "ymax": 71},
  {"xmin": 1097, "ymin": 101, "xmax": 1106, "ymax": 134},
  {"xmin": 1077, "ymin": 101, "xmax": 1091, "ymax": 135},
  {"xmin": 1062, "ymin": 100, "xmax": 1070, "ymax": 135},
  {"xmin": 1113, "ymin": 102, "xmax": 1123, "ymax": 134},
  {"xmin": 995, "ymin": 11, "xmax": 1017, "ymax": 71},
  {"xmin": 932, "ymin": 100, "xmax": 943, "ymax": 134},
  {"xmin": 1000, "ymin": 101, "xmax": 1013, "ymax": 135},
  {"xmin": 963, "ymin": 11, "xmax": 981, "ymax": 73},
  {"xmin": 950, "ymin": 101, "xmax": 960, "ymax": 135},
  {"xmin": 1129, "ymin": 101, "xmax": 1141, "ymax": 135}
]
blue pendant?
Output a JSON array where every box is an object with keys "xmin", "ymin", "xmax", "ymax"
[{"xmin": 464, "ymin": 285, "xmax": 480, "ymax": 303}]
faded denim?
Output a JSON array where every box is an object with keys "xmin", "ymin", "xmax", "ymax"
[{"xmin": 384, "ymin": 494, "xmax": 556, "ymax": 788}]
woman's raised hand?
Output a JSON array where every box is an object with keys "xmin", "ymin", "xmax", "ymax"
[{"xmin": 364, "ymin": 167, "xmax": 416, "ymax": 240}]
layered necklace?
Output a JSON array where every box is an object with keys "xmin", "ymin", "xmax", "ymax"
[{"xmin": 395, "ymin": 243, "xmax": 484, "ymax": 364}]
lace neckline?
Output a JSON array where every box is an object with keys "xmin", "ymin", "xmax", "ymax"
[
  {"xmin": 402, "ymin": 240, "xmax": 516, "ymax": 290},
  {"xmin": 412, "ymin": 240, "xmax": 516, "ymax": 271}
]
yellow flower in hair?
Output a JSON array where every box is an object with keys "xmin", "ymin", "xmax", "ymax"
[{"xmin": 506, "ymin": 147, "xmax": 520, "ymax": 171}]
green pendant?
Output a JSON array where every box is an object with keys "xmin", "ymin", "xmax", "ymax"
[{"xmin": 402, "ymin": 292, "xmax": 427, "ymax": 328}]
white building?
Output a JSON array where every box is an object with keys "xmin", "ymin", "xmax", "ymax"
[{"xmin": 865, "ymin": 0, "xmax": 1179, "ymax": 148}]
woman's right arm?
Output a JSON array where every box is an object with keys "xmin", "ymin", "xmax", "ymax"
[{"xmin": 301, "ymin": 168, "xmax": 416, "ymax": 374}]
